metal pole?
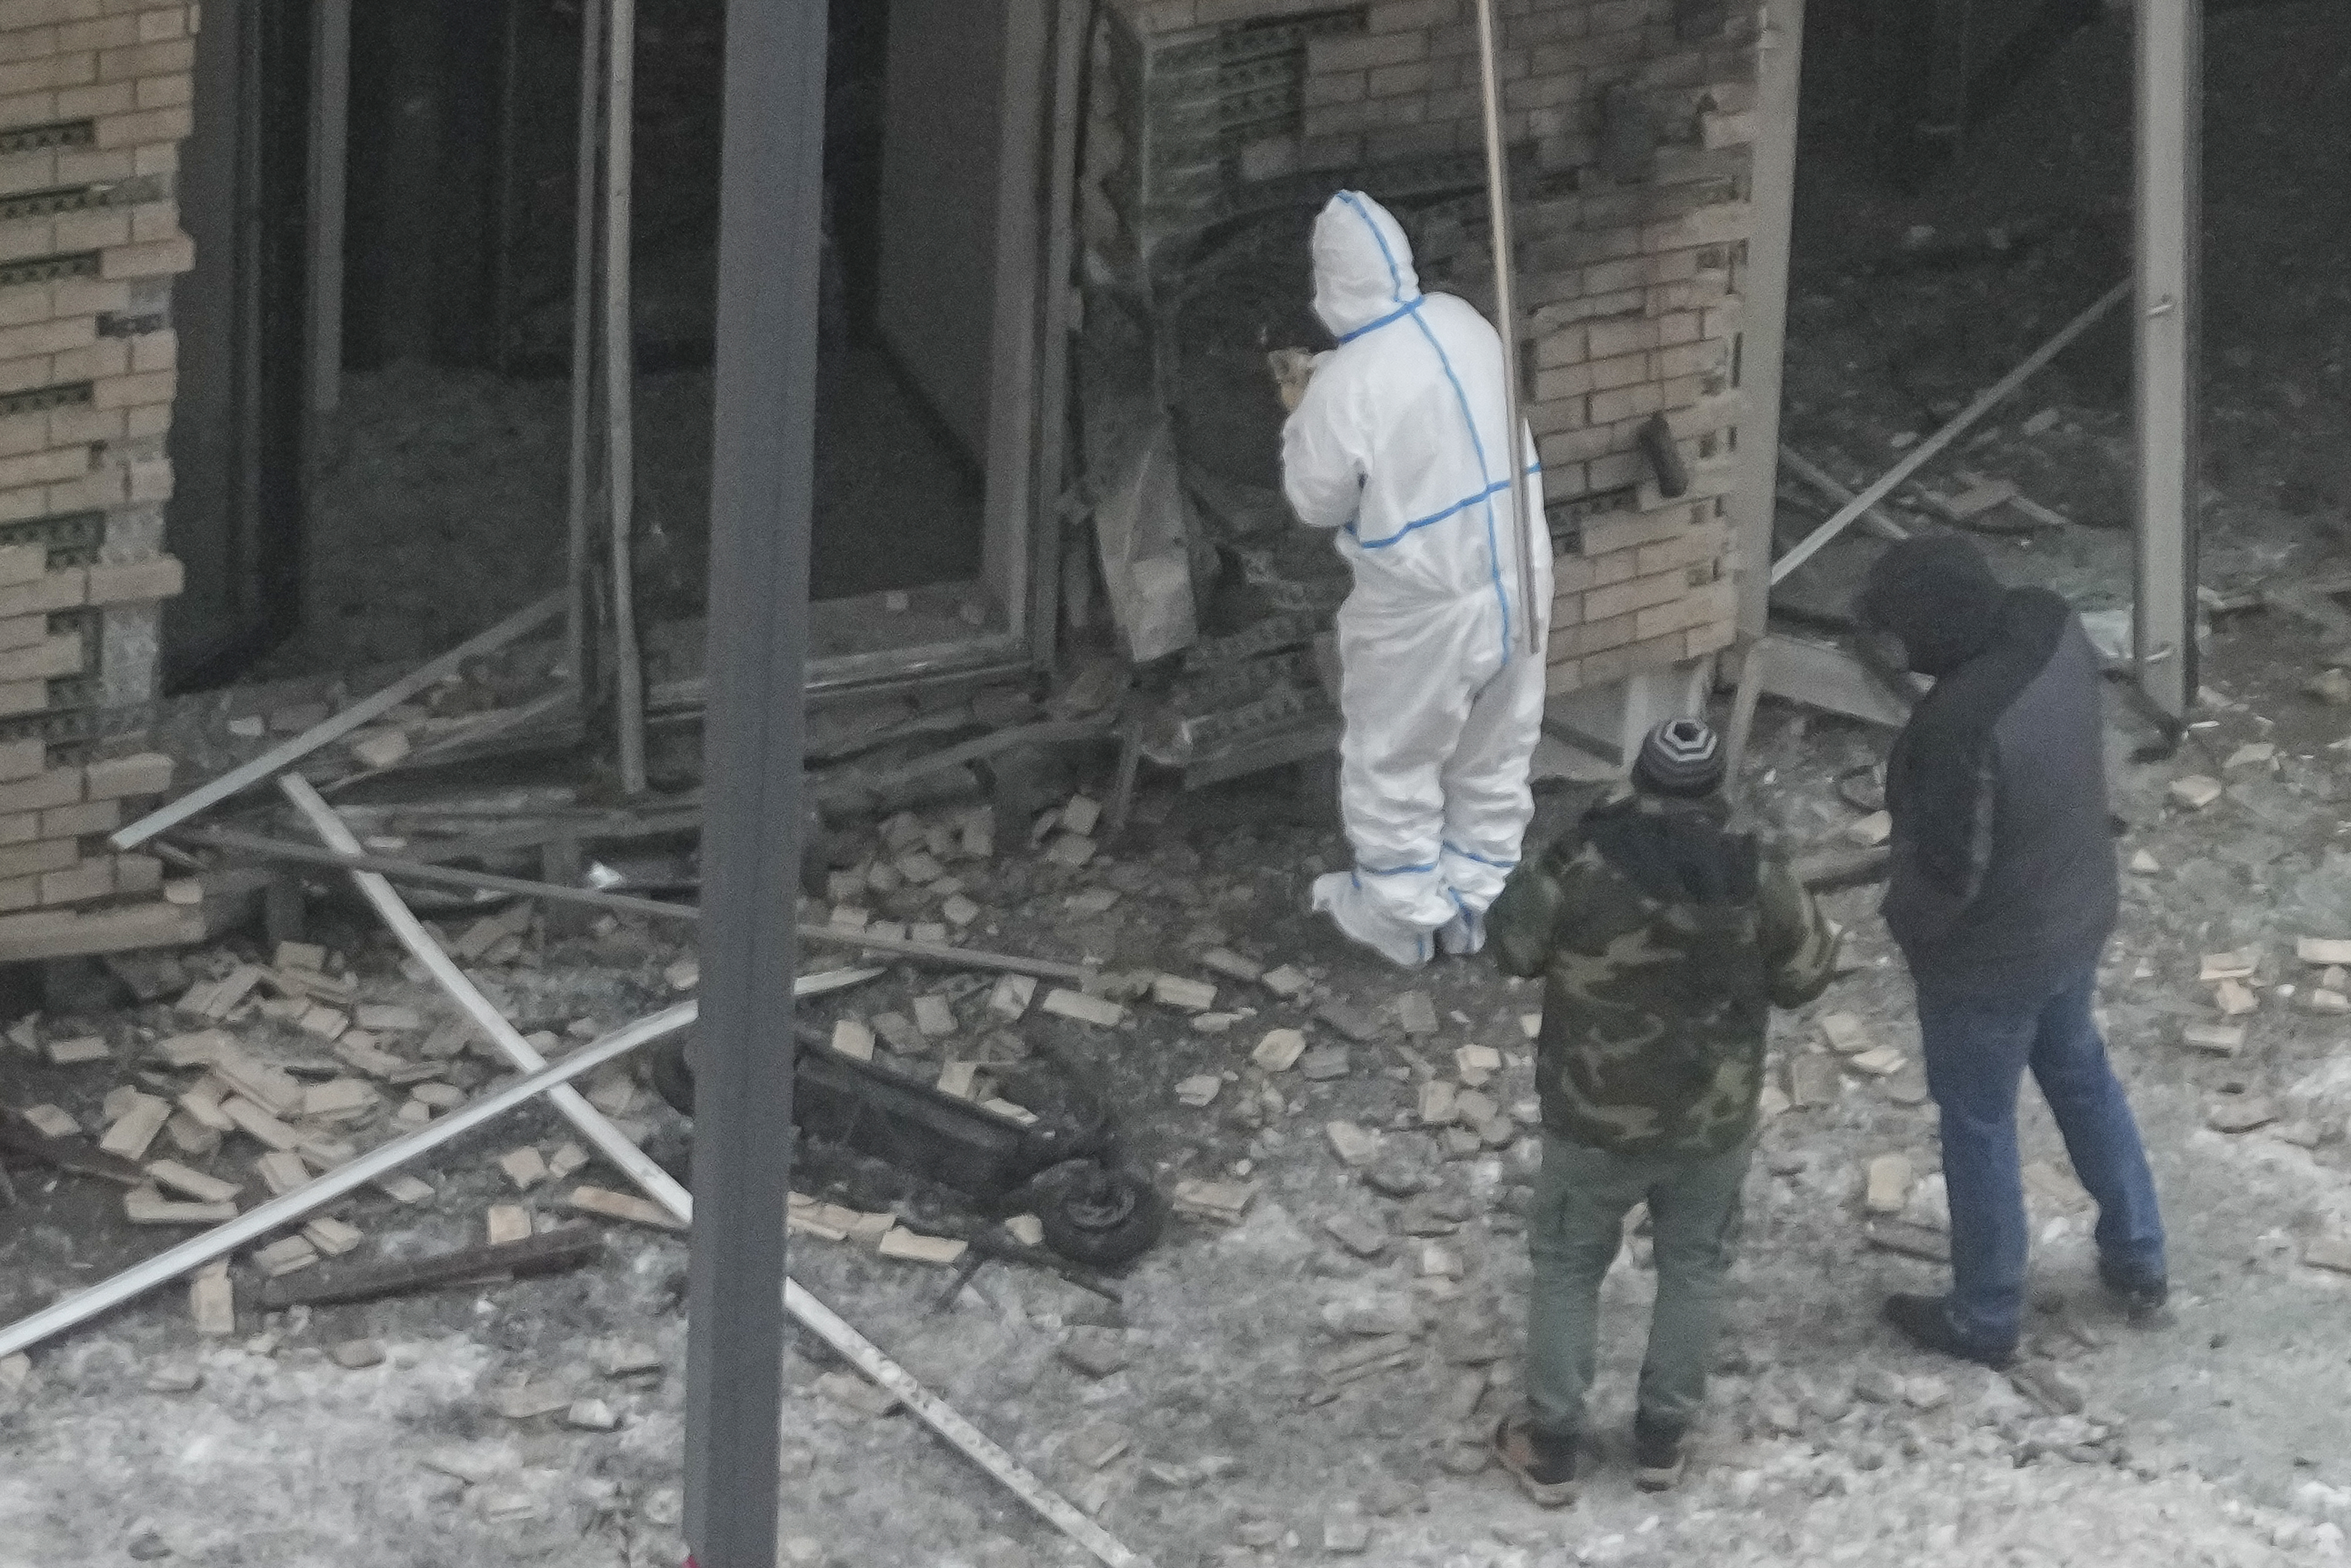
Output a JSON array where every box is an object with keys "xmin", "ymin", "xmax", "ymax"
[
  {"xmin": 2133, "ymin": 0, "xmax": 2200, "ymax": 719},
  {"xmin": 684, "ymin": 0, "xmax": 825, "ymax": 1556},
  {"xmin": 1470, "ymin": 0, "xmax": 1541, "ymax": 657},
  {"xmin": 282, "ymin": 774, "xmax": 699, "ymax": 1218},
  {"xmin": 604, "ymin": 0, "xmax": 649, "ymax": 796},
  {"xmin": 1769, "ymin": 279, "xmax": 2128, "ymax": 585},
  {"xmin": 303, "ymin": 0, "xmax": 350, "ymax": 423},
  {"xmin": 563, "ymin": 0, "xmax": 604, "ymax": 692},
  {"xmin": 1732, "ymin": 0, "xmax": 1804, "ymax": 642},
  {"xmin": 0, "ymin": 1005, "xmax": 692, "ymax": 1362}
]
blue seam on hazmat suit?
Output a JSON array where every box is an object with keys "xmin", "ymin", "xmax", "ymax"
[
  {"xmin": 1346, "ymin": 466, "xmax": 1544, "ymax": 550},
  {"xmin": 1441, "ymin": 841, "xmax": 1518, "ymax": 869},
  {"xmin": 1337, "ymin": 297, "xmax": 1424, "ymax": 343},
  {"xmin": 1333, "ymin": 191, "xmax": 1524, "ymax": 665}
]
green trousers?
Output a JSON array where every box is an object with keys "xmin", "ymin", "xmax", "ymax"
[{"xmin": 1523, "ymin": 1130, "xmax": 1753, "ymax": 1438}]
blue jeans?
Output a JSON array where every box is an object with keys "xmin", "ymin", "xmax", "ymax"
[{"xmin": 1914, "ymin": 962, "xmax": 2165, "ymax": 1348}]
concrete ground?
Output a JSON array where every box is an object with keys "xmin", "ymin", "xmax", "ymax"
[
  {"xmin": 4, "ymin": 633, "xmax": 2351, "ymax": 1568},
  {"xmin": 7, "ymin": 6, "xmax": 2351, "ymax": 1567}
]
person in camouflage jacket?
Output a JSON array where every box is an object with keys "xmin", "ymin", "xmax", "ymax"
[{"xmin": 1485, "ymin": 718, "xmax": 1836, "ymax": 1505}]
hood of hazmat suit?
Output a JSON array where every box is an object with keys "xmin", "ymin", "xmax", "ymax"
[{"xmin": 1281, "ymin": 191, "xmax": 1552, "ymax": 969}]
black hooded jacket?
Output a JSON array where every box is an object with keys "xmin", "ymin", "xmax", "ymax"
[{"xmin": 1859, "ymin": 537, "xmax": 2118, "ymax": 1002}]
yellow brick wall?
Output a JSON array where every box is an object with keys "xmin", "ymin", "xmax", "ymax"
[
  {"xmin": 1108, "ymin": 0, "xmax": 1750, "ymax": 692},
  {"xmin": 0, "ymin": 0, "xmax": 190, "ymax": 948}
]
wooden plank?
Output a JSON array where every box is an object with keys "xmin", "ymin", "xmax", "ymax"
[{"xmin": 262, "ymin": 1226, "xmax": 604, "ymax": 1310}]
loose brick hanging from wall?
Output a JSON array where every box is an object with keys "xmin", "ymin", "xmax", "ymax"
[{"xmin": 1100, "ymin": 0, "xmax": 1758, "ymax": 693}]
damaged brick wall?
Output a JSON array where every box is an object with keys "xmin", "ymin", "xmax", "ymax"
[
  {"xmin": 0, "ymin": 0, "xmax": 192, "ymax": 953},
  {"xmin": 1099, "ymin": 0, "xmax": 1754, "ymax": 695}
]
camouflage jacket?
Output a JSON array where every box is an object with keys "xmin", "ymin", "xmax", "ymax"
[{"xmin": 1488, "ymin": 791, "xmax": 1837, "ymax": 1159}]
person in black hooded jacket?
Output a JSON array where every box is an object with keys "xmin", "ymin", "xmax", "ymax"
[{"xmin": 1857, "ymin": 535, "xmax": 2168, "ymax": 1366}]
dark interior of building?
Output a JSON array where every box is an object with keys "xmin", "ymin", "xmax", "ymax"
[{"xmin": 168, "ymin": 0, "xmax": 1000, "ymax": 690}]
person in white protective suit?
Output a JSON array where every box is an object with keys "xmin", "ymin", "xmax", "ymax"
[{"xmin": 1281, "ymin": 189, "xmax": 1551, "ymax": 969}]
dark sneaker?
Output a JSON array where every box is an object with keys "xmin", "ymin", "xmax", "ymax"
[
  {"xmin": 2097, "ymin": 1258, "xmax": 2171, "ymax": 1327},
  {"xmin": 1632, "ymin": 1412, "xmax": 1686, "ymax": 1492},
  {"xmin": 1882, "ymin": 1292, "xmax": 2016, "ymax": 1368},
  {"xmin": 1492, "ymin": 1414, "xmax": 1579, "ymax": 1508}
]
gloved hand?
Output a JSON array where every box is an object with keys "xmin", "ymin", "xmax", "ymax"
[{"xmin": 1267, "ymin": 348, "xmax": 1318, "ymax": 412}]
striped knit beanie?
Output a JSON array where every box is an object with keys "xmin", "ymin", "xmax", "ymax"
[{"xmin": 1632, "ymin": 717, "xmax": 1725, "ymax": 798}]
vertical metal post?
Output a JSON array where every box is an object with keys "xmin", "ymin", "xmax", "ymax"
[
  {"xmin": 563, "ymin": 0, "xmax": 604, "ymax": 692},
  {"xmin": 303, "ymin": 0, "xmax": 350, "ymax": 425},
  {"xmin": 681, "ymin": 0, "xmax": 825, "ymax": 1563},
  {"xmin": 1029, "ymin": 0, "xmax": 1089, "ymax": 670},
  {"xmin": 1470, "ymin": 0, "xmax": 1541, "ymax": 657},
  {"xmin": 604, "ymin": 0, "xmax": 649, "ymax": 794},
  {"xmin": 2133, "ymin": 0, "xmax": 2200, "ymax": 719},
  {"xmin": 1732, "ymin": 0, "xmax": 1804, "ymax": 645}
]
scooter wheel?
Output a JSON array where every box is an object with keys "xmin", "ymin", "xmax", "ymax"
[
  {"xmin": 650, "ymin": 1036, "xmax": 696, "ymax": 1118},
  {"xmin": 1040, "ymin": 1166, "xmax": 1166, "ymax": 1270}
]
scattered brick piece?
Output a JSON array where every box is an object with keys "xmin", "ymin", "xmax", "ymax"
[
  {"xmin": 1251, "ymin": 1028, "xmax": 1307, "ymax": 1071},
  {"xmin": 566, "ymin": 1185, "xmax": 687, "ymax": 1231},
  {"xmin": 499, "ymin": 1147, "xmax": 548, "ymax": 1190},
  {"xmin": 145, "ymin": 1161, "xmax": 238, "ymax": 1204},
  {"xmin": 987, "ymin": 974, "xmax": 1035, "ymax": 1020},
  {"xmin": 876, "ymin": 1228, "xmax": 967, "ymax": 1265},
  {"xmin": 252, "ymin": 1236, "xmax": 319, "ymax": 1276},
  {"xmin": 1864, "ymin": 1154, "xmax": 1912, "ymax": 1215},
  {"xmin": 1041, "ymin": 988, "xmax": 1125, "ymax": 1026},
  {"xmin": 1261, "ymin": 965, "xmax": 1310, "ymax": 998},
  {"xmin": 2167, "ymin": 775, "xmax": 2222, "ymax": 810},
  {"xmin": 190, "ymin": 1263, "xmax": 234, "ymax": 1337},
  {"xmin": 304, "ymin": 1217, "xmax": 363, "ymax": 1257}
]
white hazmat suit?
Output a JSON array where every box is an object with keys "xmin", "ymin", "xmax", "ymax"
[{"xmin": 1281, "ymin": 190, "xmax": 1551, "ymax": 969}]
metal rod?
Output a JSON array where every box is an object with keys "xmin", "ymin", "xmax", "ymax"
[
  {"xmin": 177, "ymin": 825, "xmax": 695, "ymax": 919},
  {"xmin": 2133, "ymin": 0, "xmax": 2201, "ymax": 719},
  {"xmin": 0, "ymin": 1003, "xmax": 692, "ymax": 1362},
  {"xmin": 563, "ymin": 0, "xmax": 604, "ymax": 694},
  {"xmin": 1471, "ymin": 0, "xmax": 1541, "ymax": 658},
  {"xmin": 1770, "ymin": 279, "xmax": 2129, "ymax": 585},
  {"xmin": 1028, "ymin": 0, "xmax": 1089, "ymax": 667},
  {"xmin": 281, "ymin": 781, "xmax": 1137, "ymax": 1561},
  {"xmin": 283, "ymin": 774, "xmax": 697, "ymax": 1217},
  {"xmin": 1777, "ymin": 444, "xmax": 1908, "ymax": 543},
  {"xmin": 1731, "ymin": 0, "xmax": 1805, "ymax": 642},
  {"xmin": 175, "ymin": 825, "xmax": 1096, "ymax": 982},
  {"xmin": 604, "ymin": 0, "xmax": 647, "ymax": 796},
  {"xmin": 780, "ymin": 1279, "xmax": 1148, "ymax": 1567},
  {"xmin": 110, "ymin": 593, "xmax": 564, "ymax": 851},
  {"xmin": 319, "ymin": 684, "xmax": 579, "ymax": 795},
  {"xmin": 303, "ymin": 0, "xmax": 350, "ymax": 422}
]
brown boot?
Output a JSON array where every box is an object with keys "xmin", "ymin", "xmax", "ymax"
[{"xmin": 1492, "ymin": 1414, "xmax": 1579, "ymax": 1508}]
